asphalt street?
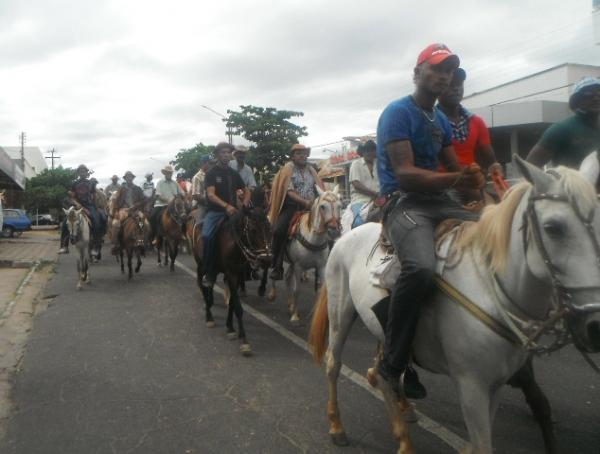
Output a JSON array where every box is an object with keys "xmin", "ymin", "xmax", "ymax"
[{"xmin": 1, "ymin": 248, "xmax": 598, "ymax": 454}]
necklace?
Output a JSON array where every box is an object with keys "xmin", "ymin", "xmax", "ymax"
[{"xmin": 411, "ymin": 96, "xmax": 435, "ymax": 123}]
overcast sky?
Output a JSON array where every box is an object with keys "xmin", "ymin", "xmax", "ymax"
[{"xmin": 0, "ymin": 0, "xmax": 598, "ymax": 185}]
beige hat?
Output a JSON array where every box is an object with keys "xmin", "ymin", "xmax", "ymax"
[
  {"xmin": 234, "ymin": 145, "xmax": 249, "ymax": 155},
  {"xmin": 161, "ymin": 165, "xmax": 175, "ymax": 175}
]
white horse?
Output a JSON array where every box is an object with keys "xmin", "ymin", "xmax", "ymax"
[
  {"xmin": 64, "ymin": 207, "xmax": 91, "ymax": 290},
  {"xmin": 267, "ymin": 186, "xmax": 342, "ymax": 323},
  {"xmin": 309, "ymin": 157, "xmax": 600, "ymax": 454}
]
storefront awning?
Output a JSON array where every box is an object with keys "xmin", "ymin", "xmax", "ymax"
[{"xmin": 0, "ymin": 148, "xmax": 25, "ymax": 189}]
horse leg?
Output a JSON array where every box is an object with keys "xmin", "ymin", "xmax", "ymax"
[
  {"xmin": 156, "ymin": 237, "xmax": 162, "ymax": 266},
  {"xmin": 225, "ymin": 292, "xmax": 236, "ymax": 340},
  {"xmin": 120, "ymin": 248, "xmax": 125, "ymax": 274},
  {"xmin": 455, "ymin": 377, "xmax": 496, "ymax": 454},
  {"xmin": 267, "ymin": 278, "xmax": 277, "ymax": 302},
  {"xmin": 258, "ymin": 266, "xmax": 268, "ymax": 297},
  {"xmin": 229, "ymin": 276, "xmax": 250, "ymax": 356},
  {"xmin": 200, "ymin": 285, "xmax": 215, "ymax": 328},
  {"xmin": 325, "ymin": 288, "xmax": 357, "ymax": 446},
  {"xmin": 127, "ymin": 248, "xmax": 133, "ymax": 280},
  {"xmin": 135, "ymin": 247, "xmax": 142, "ymax": 273},
  {"xmin": 239, "ymin": 275, "xmax": 246, "ymax": 298},
  {"xmin": 286, "ymin": 265, "xmax": 300, "ymax": 324},
  {"xmin": 170, "ymin": 239, "xmax": 178, "ymax": 272},
  {"xmin": 507, "ymin": 357, "xmax": 556, "ymax": 454},
  {"xmin": 76, "ymin": 255, "xmax": 83, "ymax": 290},
  {"xmin": 84, "ymin": 253, "xmax": 90, "ymax": 284}
]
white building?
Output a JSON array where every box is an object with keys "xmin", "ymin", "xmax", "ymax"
[
  {"xmin": 462, "ymin": 63, "xmax": 600, "ymax": 168},
  {"xmin": 0, "ymin": 146, "xmax": 48, "ymax": 179}
]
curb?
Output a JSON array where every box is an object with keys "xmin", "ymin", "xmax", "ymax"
[{"xmin": 0, "ymin": 259, "xmax": 56, "ymax": 269}]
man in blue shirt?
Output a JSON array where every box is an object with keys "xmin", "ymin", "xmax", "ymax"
[{"xmin": 376, "ymin": 44, "xmax": 485, "ymax": 398}]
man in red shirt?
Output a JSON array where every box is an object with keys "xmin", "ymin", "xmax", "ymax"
[{"xmin": 438, "ymin": 68, "xmax": 502, "ymax": 180}]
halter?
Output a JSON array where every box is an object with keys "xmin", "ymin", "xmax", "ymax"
[
  {"xmin": 294, "ymin": 192, "xmax": 339, "ymax": 252},
  {"xmin": 68, "ymin": 213, "xmax": 83, "ymax": 244},
  {"xmin": 167, "ymin": 197, "xmax": 186, "ymax": 226}
]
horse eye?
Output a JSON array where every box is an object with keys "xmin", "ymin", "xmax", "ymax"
[{"xmin": 543, "ymin": 221, "xmax": 565, "ymax": 237}]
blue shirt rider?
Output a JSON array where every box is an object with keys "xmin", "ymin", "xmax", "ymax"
[{"xmin": 375, "ymin": 44, "xmax": 485, "ymax": 399}]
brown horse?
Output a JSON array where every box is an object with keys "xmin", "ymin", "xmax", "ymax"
[
  {"xmin": 188, "ymin": 192, "xmax": 271, "ymax": 355},
  {"xmin": 118, "ymin": 212, "xmax": 147, "ymax": 279},
  {"xmin": 156, "ymin": 194, "xmax": 188, "ymax": 271}
]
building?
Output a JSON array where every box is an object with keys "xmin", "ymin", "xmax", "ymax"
[
  {"xmin": 0, "ymin": 146, "xmax": 47, "ymax": 207},
  {"xmin": 463, "ymin": 63, "xmax": 600, "ymax": 173}
]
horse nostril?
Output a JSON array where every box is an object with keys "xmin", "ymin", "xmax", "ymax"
[{"xmin": 587, "ymin": 321, "xmax": 600, "ymax": 350}]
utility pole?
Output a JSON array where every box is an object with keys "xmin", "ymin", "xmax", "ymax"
[
  {"xmin": 201, "ymin": 105, "xmax": 233, "ymax": 144},
  {"xmin": 45, "ymin": 148, "xmax": 61, "ymax": 170},
  {"xmin": 19, "ymin": 132, "xmax": 26, "ymax": 171}
]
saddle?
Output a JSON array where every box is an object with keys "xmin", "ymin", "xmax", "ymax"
[{"xmin": 287, "ymin": 211, "xmax": 308, "ymax": 238}]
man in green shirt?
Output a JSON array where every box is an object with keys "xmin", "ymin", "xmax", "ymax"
[{"xmin": 527, "ymin": 77, "xmax": 600, "ymax": 169}]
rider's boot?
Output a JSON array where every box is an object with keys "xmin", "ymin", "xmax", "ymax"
[
  {"xmin": 403, "ymin": 364, "xmax": 427, "ymax": 400},
  {"xmin": 269, "ymin": 236, "xmax": 285, "ymax": 280}
]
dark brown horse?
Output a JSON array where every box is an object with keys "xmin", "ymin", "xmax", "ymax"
[
  {"xmin": 156, "ymin": 194, "xmax": 188, "ymax": 271},
  {"xmin": 188, "ymin": 195, "xmax": 271, "ymax": 356},
  {"xmin": 118, "ymin": 212, "xmax": 148, "ymax": 279}
]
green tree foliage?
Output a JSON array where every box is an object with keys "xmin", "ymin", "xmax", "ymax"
[
  {"xmin": 170, "ymin": 143, "xmax": 215, "ymax": 178},
  {"xmin": 225, "ymin": 105, "xmax": 308, "ymax": 176},
  {"xmin": 23, "ymin": 166, "xmax": 77, "ymax": 215}
]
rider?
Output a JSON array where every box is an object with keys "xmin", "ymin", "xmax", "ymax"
[
  {"xmin": 110, "ymin": 171, "xmax": 146, "ymax": 254},
  {"xmin": 150, "ymin": 165, "xmax": 183, "ymax": 245},
  {"xmin": 69, "ymin": 164, "xmax": 101, "ymax": 240},
  {"xmin": 142, "ymin": 173, "xmax": 155, "ymax": 199},
  {"xmin": 437, "ymin": 67, "xmax": 503, "ymax": 178},
  {"xmin": 348, "ymin": 140, "xmax": 379, "ymax": 228},
  {"xmin": 268, "ymin": 143, "xmax": 325, "ymax": 280},
  {"xmin": 527, "ymin": 76, "xmax": 600, "ymax": 169},
  {"xmin": 191, "ymin": 155, "xmax": 212, "ymax": 223},
  {"xmin": 104, "ymin": 175, "xmax": 121, "ymax": 198},
  {"xmin": 375, "ymin": 44, "xmax": 485, "ymax": 397},
  {"xmin": 229, "ymin": 145, "xmax": 257, "ymax": 190},
  {"xmin": 201, "ymin": 142, "xmax": 250, "ymax": 287},
  {"xmin": 90, "ymin": 178, "xmax": 108, "ymax": 237}
]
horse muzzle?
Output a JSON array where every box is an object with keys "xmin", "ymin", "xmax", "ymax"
[
  {"xmin": 568, "ymin": 309, "xmax": 600, "ymax": 353},
  {"xmin": 326, "ymin": 224, "xmax": 341, "ymax": 240}
]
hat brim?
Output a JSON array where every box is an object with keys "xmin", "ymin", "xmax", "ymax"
[
  {"xmin": 161, "ymin": 169, "xmax": 174, "ymax": 175},
  {"xmin": 428, "ymin": 54, "xmax": 460, "ymax": 68}
]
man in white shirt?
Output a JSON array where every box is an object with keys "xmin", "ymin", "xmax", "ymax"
[
  {"xmin": 348, "ymin": 140, "xmax": 379, "ymax": 228},
  {"xmin": 229, "ymin": 145, "xmax": 257, "ymax": 190},
  {"xmin": 149, "ymin": 165, "xmax": 183, "ymax": 244}
]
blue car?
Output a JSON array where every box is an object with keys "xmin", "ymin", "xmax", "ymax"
[{"xmin": 1, "ymin": 208, "xmax": 32, "ymax": 238}]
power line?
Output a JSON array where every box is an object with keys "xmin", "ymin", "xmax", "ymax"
[{"xmin": 45, "ymin": 148, "xmax": 61, "ymax": 169}]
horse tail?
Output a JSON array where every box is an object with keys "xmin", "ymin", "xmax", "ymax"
[{"xmin": 309, "ymin": 283, "xmax": 329, "ymax": 365}]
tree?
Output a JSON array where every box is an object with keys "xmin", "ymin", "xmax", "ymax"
[
  {"xmin": 170, "ymin": 143, "xmax": 215, "ymax": 178},
  {"xmin": 23, "ymin": 166, "xmax": 77, "ymax": 215},
  {"xmin": 225, "ymin": 105, "xmax": 308, "ymax": 177}
]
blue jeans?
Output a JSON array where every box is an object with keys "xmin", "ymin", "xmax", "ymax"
[
  {"xmin": 202, "ymin": 211, "xmax": 227, "ymax": 278},
  {"xmin": 351, "ymin": 203, "xmax": 365, "ymax": 229}
]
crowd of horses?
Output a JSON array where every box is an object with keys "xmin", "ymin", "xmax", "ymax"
[{"xmin": 60, "ymin": 156, "xmax": 600, "ymax": 454}]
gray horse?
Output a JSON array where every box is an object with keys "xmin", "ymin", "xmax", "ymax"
[{"xmin": 64, "ymin": 207, "xmax": 91, "ymax": 290}]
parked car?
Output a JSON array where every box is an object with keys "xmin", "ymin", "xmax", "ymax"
[
  {"xmin": 1, "ymin": 209, "xmax": 32, "ymax": 237},
  {"xmin": 31, "ymin": 214, "xmax": 59, "ymax": 226}
]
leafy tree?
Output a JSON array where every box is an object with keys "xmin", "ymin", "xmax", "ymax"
[
  {"xmin": 225, "ymin": 105, "xmax": 308, "ymax": 176},
  {"xmin": 170, "ymin": 142, "xmax": 215, "ymax": 178},
  {"xmin": 23, "ymin": 166, "xmax": 77, "ymax": 215}
]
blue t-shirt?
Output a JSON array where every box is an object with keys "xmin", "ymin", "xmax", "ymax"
[{"xmin": 376, "ymin": 96, "xmax": 453, "ymax": 195}]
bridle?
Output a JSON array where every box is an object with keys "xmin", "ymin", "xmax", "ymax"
[
  {"xmin": 230, "ymin": 209, "xmax": 272, "ymax": 269},
  {"xmin": 167, "ymin": 197, "xmax": 186, "ymax": 226},
  {"xmin": 314, "ymin": 192, "xmax": 340, "ymax": 235},
  {"xmin": 68, "ymin": 213, "xmax": 83, "ymax": 244}
]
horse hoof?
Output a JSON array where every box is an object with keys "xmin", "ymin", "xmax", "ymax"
[
  {"xmin": 267, "ymin": 293, "xmax": 276, "ymax": 302},
  {"xmin": 206, "ymin": 320, "xmax": 215, "ymax": 328},
  {"xmin": 290, "ymin": 318, "xmax": 301, "ymax": 327},
  {"xmin": 400, "ymin": 401, "xmax": 419, "ymax": 424},
  {"xmin": 330, "ymin": 431, "xmax": 349, "ymax": 446},
  {"xmin": 227, "ymin": 331, "xmax": 237, "ymax": 340},
  {"xmin": 366, "ymin": 368, "xmax": 378, "ymax": 388},
  {"xmin": 240, "ymin": 343, "xmax": 252, "ymax": 356}
]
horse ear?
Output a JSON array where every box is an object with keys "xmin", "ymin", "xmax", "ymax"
[
  {"xmin": 513, "ymin": 154, "xmax": 554, "ymax": 193},
  {"xmin": 579, "ymin": 151, "xmax": 600, "ymax": 187},
  {"xmin": 63, "ymin": 208, "xmax": 69, "ymax": 215},
  {"xmin": 316, "ymin": 185, "xmax": 325, "ymax": 197}
]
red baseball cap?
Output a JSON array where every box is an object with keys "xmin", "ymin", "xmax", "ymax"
[{"xmin": 416, "ymin": 43, "xmax": 460, "ymax": 67}]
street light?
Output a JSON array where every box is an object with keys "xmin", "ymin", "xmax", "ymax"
[{"xmin": 201, "ymin": 105, "xmax": 233, "ymax": 144}]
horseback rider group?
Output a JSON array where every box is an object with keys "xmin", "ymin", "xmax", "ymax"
[{"xmin": 58, "ymin": 48, "xmax": 599, "ymax": 407}]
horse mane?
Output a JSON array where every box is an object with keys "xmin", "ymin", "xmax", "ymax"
[{"xmin": 455, "ymin": 166, "xmax": 596, "ymax": 273}]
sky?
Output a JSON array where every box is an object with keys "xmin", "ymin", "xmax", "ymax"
[{"xmin": 0, "ymin": 0, "xmax": 598, "ymax": 186}]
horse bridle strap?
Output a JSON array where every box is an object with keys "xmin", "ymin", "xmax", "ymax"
[{"xmin": 295, "ymin": 230, "xmax": 328, "ymax": 252}]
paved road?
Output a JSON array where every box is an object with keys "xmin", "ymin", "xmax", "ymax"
[{"xmin": 1, "ymin": 249, "xmax": 598, "ymax": 453}]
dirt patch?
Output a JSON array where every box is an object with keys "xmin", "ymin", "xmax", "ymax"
[{"xmin": 0, "ymin": 264, "xmax": 54, "ymax": 440}]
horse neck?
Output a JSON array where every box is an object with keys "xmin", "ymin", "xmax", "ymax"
[
  {"xmin": 497, "ymin": 190, "xmax": 554, "ymax": 319},
  {"xmin": 301, "ymin": 199, "xmax": 326, "ymax": 241}
]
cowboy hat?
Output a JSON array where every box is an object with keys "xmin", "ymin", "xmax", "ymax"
[
  {"xmin": 161, "ymin": 165, "xmax": 175, "ymax": 175},
  {"xmin": 290, "ymin": 143, "xmax": 311, "ymax": 155},
  {"xmin": 111, "ymin": 174, "xmax": 119, "ymax": 180},
  {"xmin": 234, "ymin": 145, "xmax": 249, "ymax": 155},
  {"xmin": 123, "ymin": 171, "xmax": 135, "ymax": 179},
  {"xmin": 76, "ymin": 164, "xmax": 89, "ymax": 172}
]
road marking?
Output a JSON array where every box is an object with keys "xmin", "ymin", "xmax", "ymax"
[{"xmin": 175, "ymin": 261, "xmax": 467, "ymax": 452}]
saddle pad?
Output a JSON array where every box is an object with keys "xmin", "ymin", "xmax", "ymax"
[
  {"xmin": 368, "ymin": 224, "xmax": 460, "ymax": 290},
  {"xmin": 288, "ymin": 211, "xmax": 307, "ymax": 238}
]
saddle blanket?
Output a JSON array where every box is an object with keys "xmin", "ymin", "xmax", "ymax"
[{"xmin": 368, "ymin": 221, "xmax": 461, "ymax": 290}]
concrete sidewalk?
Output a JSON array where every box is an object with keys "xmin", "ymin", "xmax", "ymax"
[{"xmin": 0, "ymin": 230, "xmax": 59, "ymax": 269}]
